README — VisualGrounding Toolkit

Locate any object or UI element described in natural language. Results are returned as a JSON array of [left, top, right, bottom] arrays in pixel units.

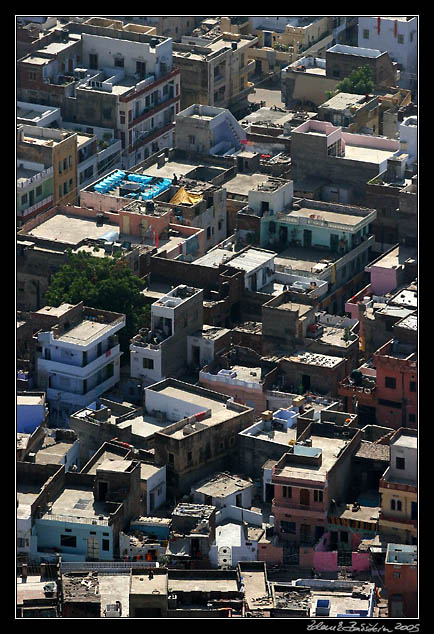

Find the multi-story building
[[373, 332, 417, 430], [384, 543, 418, 617], [317, 92, 380, 135], [290, 119, 400, 205], [17, 160, 54, 225], [175, 103, 246, 156], [130, 285, 204, 385], [325, 43, 401, 90], [33, 302, 125, 423], [147, 378, 254, 498], [74, 23, 180, 168], [281, 44, 400, 109], [172, 31, 257, 116], [17, 124, 79, 209], [379, 428, 417, 545], [271, 423, 362, 546], [358, 17, 418, 92]]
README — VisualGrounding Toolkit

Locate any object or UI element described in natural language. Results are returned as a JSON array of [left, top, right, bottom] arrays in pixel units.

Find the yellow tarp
[[169, 186, 203, 206]]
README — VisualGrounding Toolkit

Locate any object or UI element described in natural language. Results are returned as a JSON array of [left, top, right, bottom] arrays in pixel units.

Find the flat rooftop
[[275, 245, 339, 274], [21, 213, 120, 245], [228, 248, 275, 272], [285, 206, 366, 227], [193, 472, 253, 498], [343, 142, 397, 164], [56, 319, 118, 346], [393, 433, 417, 450], [368, 245, 417, 270], [275, 436, 348, 482], [130, 573, 167, 597], [242, 421, 298, 446], [40, 486, 111, 522], [34, 441, 75, 466], [117, 412, 174, 439], [167, 574, 238, 593], [285, 350, 343, 368]]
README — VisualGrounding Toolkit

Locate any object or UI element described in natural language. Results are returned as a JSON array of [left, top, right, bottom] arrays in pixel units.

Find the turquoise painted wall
[[33, 518, 114, 562]]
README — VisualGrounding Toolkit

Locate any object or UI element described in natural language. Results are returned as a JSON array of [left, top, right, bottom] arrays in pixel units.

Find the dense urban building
[[16, 15, 418, 621]]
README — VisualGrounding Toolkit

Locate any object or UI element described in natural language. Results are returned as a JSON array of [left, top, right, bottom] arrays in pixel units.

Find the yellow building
[[17, 125, 79, 208], [379, 428, 417, 545]]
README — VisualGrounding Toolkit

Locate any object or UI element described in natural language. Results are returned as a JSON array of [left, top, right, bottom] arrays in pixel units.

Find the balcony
[[38, 343, 120, 379], [272, 498, 325, 518], [18, 195, 54, 219], [119, 67, 180, 103]]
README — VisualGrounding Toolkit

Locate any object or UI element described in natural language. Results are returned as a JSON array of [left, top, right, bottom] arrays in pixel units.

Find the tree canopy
[[336, 65, 375, 95], [45, 251, 150, 358], [326, 65, 375, 99]]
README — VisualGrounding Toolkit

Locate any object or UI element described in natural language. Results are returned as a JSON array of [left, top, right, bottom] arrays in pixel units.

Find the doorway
[[303, 229, 312, 248]]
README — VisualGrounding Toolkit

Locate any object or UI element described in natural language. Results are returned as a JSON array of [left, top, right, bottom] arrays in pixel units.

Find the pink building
[[374, 338, 417, 429], [271, 425, 362, 546], [365, 244, 416, 296]]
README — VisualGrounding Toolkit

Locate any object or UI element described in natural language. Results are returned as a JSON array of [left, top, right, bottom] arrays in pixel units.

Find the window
[[36, 185, 42, 197], [207, 227, 211, 240], [398, 34, 404, 44], [385, 376, 396, 389], [282, 486, 292, 498], [391, 499, 396, 510], [63, 182, 68, 195], [363, 29, 369, 39], [21, 193, 27, 205], [188, 135, 195, 145], [396, 500, 402, 512], [69, 155, 72, 167], [168, 453, 174, 465], [136, 61, 147, 78], [63, 158, 67, 171], [89, 53, 98, 68], [28, 71, 37, 80], [187, 451, 192, 463], [409, 381, 416, 392], [408, 413, 416, 424], [103, 108, 112, 120], [120, 111, 126, 125], [280, 521, 296, 534], [393, 572, 401, 578], [59, 160, 62, 174], [143, 358, 154, 370], [114, 56, 124, 68], [396, 456, 405, 470], [60, 534, 77, 548], [102, 539, 110, 551], [314, 490, 323, 503]]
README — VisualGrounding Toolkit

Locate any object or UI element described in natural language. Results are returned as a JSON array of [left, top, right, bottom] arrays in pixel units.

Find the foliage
[[45, 251, 150, 357], [335, 65, 375, 96]]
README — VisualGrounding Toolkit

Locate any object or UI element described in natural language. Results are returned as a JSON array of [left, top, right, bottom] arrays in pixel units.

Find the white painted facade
[[358, 17, 418, 90], [209, 522, 259, 568], [36, 314, 125, 423]]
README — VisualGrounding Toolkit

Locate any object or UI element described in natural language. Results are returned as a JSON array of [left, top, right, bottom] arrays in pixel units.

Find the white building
[[209, 522, 261, 569], [79, 27, 181, 168], [35, 303, 125, 423], [399, 116, 417, 166], [191, 472, 255, 509], [358, 17, 418, 91], [140, 463, 167, 515]]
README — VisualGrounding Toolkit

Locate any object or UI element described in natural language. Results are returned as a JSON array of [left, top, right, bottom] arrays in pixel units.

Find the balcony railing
[[272, 498, 325, 515], [38, 512, 109, 526], [18, 195, 54, 218], [17, 166, 53, 189]]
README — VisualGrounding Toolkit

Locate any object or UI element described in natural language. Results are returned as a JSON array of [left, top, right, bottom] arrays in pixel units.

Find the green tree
[[326, 65, 375, 99], [45, 251, 150, 359]]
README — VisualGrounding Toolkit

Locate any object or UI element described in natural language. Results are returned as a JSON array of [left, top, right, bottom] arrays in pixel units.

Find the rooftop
[[39, 485, 112, 523], [285, 350, 343, 368], [328, 44, 382, 58], [20, 212, 120, 246], [274, 435, 348, 482], [193, 472, 253, 498], [367, 245, 417, 270], [319, 92, 374, 111]]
